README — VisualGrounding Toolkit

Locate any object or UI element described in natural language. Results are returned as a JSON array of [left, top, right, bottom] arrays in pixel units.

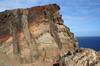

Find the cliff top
[[0, 4, 61, 38], [0, 4, 60, 21]]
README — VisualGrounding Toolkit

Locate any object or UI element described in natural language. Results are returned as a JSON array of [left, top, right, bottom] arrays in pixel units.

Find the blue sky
[[0, 0, 100, 37]]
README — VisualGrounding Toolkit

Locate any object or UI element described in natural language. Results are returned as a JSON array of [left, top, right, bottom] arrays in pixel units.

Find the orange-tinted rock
[[0, 4, 78, 64]]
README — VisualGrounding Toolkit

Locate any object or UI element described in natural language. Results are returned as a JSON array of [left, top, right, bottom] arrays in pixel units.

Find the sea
[[76, 36, 100, 51]]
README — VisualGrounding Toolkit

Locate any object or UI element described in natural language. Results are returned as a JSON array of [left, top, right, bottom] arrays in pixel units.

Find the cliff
[[1, 4, 99, 66], [0, 4, 78, 65]]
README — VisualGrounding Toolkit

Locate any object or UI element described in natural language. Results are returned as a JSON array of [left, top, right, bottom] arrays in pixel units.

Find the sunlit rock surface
[[0, 4, 78, 65], [58, 48, 100, 66]]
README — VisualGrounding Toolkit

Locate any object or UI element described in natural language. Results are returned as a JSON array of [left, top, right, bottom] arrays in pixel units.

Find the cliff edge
[[0, 4, 78, 65]]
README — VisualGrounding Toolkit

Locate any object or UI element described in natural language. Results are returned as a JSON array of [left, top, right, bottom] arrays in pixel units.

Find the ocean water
[[76, 36, 100, 51]]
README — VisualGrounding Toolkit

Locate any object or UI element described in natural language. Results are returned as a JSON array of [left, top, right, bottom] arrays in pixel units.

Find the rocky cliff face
[[0, 4, 78, 64]]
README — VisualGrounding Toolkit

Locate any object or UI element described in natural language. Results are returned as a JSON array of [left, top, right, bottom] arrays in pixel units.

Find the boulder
[[58, 48, 100, 66]]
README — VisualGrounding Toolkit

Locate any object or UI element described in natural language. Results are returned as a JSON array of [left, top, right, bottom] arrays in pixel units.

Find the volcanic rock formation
[[0, 4, 78, 65], [57, 48, 100, 66]]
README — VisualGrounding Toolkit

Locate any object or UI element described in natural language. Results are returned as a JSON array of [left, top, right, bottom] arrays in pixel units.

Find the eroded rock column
[[21, 9, 39, 63], [9, 10, 21, 62], [45, 10, 62, 50]]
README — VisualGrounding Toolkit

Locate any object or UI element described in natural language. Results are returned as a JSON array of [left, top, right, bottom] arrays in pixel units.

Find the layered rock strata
[[0, 4, 78, 64], [58, 48, 100, 66]]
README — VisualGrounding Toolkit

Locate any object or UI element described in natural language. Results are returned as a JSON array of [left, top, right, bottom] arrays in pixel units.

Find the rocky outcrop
[[58, 48, 100, 66], [0, 51, 19, 66], [0, 4, 78, 64]]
